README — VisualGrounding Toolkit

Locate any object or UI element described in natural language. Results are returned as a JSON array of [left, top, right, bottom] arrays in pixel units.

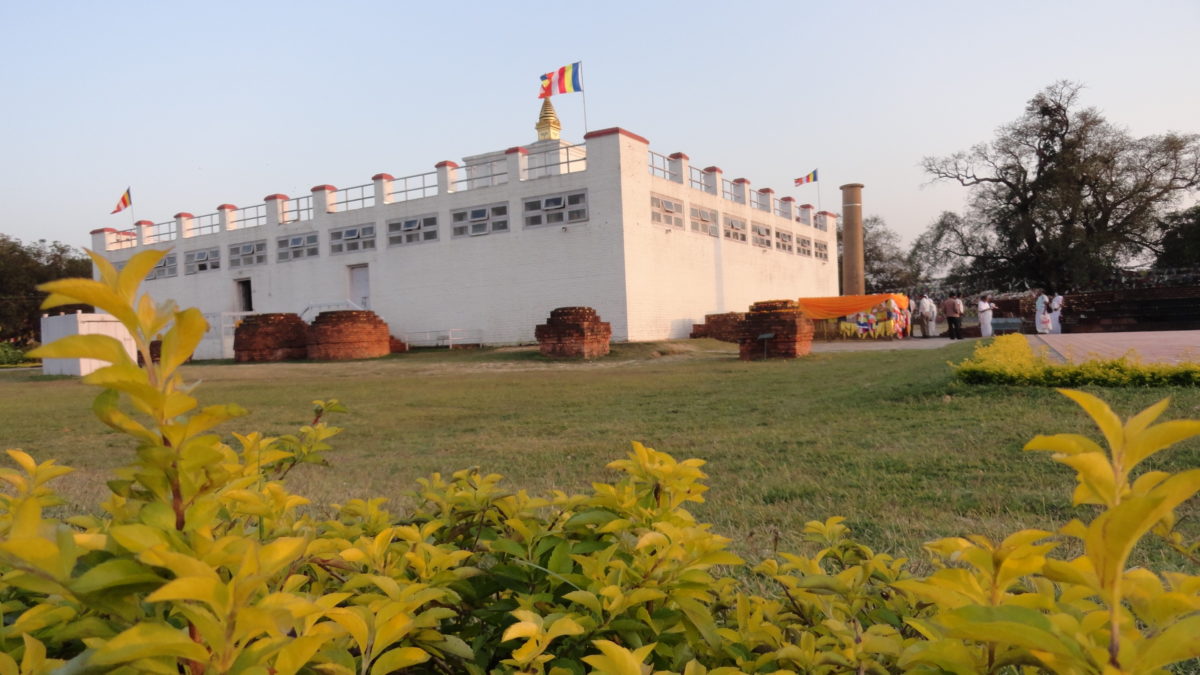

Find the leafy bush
[[954, 333, 1200, 386], [0, 342, 29, 366], [2, 248, 1199, 674]]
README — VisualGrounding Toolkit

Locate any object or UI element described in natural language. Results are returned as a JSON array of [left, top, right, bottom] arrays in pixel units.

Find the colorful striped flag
[[794, 170, 818, 186], [111, 187, 132, 214], [538, 62, 583, 99]]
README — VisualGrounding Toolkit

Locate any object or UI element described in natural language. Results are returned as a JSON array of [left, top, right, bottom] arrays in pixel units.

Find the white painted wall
[[40, 312, 136, 376]]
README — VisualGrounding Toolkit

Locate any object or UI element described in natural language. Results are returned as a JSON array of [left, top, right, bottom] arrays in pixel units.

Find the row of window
[[147, 190, 589, 280], [650, 194, 829, 260]]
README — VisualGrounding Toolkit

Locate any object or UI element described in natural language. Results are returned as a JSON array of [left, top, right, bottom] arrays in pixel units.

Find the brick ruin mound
[[389, 336, 409, 354], [738, 299, 815, 360], [307, 311, 392, 361], [535, 307, 612, 359], [690, 312, 745, 343], [233, 313, 309, 362]]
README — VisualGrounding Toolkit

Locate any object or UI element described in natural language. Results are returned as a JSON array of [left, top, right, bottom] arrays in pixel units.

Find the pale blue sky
[[3, 0, 1197, 250]]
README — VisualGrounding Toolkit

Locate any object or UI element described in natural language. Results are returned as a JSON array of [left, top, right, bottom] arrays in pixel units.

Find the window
[[184, 247, 221, 275], [751, 222, 772, 248], [722, 214, 747, 243], [525, 191, 588, 227], [277, 232, 320, 262], [229, 240, 268, 269], [650, 195, 684, 228], [796, 236, 813, 257], [689, 206, 718, 237], [388, 215, 438, 246], [146, 253, 177, 280], [451, 203, 509, 237], [775, 229, 794, 254], [330, 224, 377, 254], [814, 240, 829, 260]]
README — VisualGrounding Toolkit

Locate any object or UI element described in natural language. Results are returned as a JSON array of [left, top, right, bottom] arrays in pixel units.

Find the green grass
[[1, 338, 1197, 566]]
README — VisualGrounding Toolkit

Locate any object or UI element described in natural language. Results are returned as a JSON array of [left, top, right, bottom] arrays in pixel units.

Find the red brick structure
[[689, 312, 746, 342], [233, 313, 309, 362], [535, 307, 612, 358], [389, 336, 409, 353], [738, 300, 815, 360], [306, 310, 391, 360]]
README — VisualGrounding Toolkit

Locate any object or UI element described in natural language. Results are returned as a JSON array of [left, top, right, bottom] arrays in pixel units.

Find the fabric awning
[[794, 293, 910, 319]]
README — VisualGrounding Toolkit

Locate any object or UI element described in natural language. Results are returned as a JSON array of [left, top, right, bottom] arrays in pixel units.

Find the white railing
[[452, 159, 508, 192], [237, 204, 266, 229], [192, 212, 220, 236], [143, 220, 177, 244], [299, 300, 364, 322], [110, 229, 138, 250], [403, 328, 483, 348], [388, 171, 438, 202], [721, 179, 744, 204], [688, 166, 710, 193], [335, 183, 375, 211], [647, 151, 679, 181], [284, 195, 313, 223], [527, 143, 587, 180]]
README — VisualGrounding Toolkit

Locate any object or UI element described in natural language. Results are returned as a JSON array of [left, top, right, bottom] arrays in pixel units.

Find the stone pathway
[[1029, 331, 1200, 365]]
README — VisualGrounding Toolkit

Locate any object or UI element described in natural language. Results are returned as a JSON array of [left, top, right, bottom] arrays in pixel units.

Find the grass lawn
[[1, 338, 1197, 567]]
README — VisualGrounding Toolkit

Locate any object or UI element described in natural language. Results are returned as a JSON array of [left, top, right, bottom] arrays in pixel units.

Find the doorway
[[236, 279, 253, 312], [349, 265, 370, 309]]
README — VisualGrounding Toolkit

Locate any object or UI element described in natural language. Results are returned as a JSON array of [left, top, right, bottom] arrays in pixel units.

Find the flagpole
[[579, 61, 589, 134]]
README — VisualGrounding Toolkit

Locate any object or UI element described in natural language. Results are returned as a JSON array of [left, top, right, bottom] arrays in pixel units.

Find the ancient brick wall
[[233, 313, 309, 362], [535, 307, 612, 359], [306, 311, 391, 360], [738, 300, 815, 360], [690, 312, 745, 342]]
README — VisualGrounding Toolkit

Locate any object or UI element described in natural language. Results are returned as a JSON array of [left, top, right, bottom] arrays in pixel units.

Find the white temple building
[[91, 102, 838, 358]]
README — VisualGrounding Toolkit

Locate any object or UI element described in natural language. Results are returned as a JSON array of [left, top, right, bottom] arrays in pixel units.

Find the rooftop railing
[[648, 150, 678, 181], [452, 159, 508, 192], [388, 170, 438, 203], [143, 220, 177, 244], [284, 195, 313, 223], [334, 183, 375, 211], [237, 204, 267, 229], [750, 191, 771, 212], [192, 212, 220, 236], [526, 143, 586, 180]]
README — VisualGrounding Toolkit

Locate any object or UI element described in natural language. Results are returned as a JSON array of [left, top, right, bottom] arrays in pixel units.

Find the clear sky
[[2, 0, 1197, 251]]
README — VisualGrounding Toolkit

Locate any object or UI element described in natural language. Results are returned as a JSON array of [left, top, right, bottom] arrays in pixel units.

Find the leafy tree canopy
[[919, 81, 1200, 290], [1155, 204, 1200, 269], [0, 235, 91, 345]]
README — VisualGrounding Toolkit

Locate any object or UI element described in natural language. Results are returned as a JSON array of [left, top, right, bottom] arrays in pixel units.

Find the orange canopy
[[795, 293, 909, 319]]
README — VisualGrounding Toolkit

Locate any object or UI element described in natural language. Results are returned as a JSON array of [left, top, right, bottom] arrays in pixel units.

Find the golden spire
[[536, 97, 561, 141]]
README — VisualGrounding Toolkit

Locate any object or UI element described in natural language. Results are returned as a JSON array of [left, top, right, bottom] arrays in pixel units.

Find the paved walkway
[[1029, 331, 1200, 364]]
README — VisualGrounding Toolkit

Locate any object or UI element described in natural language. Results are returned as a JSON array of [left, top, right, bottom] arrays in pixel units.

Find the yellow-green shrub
[[954, 333, 1200, 386], [1, 249, 1198, 674]]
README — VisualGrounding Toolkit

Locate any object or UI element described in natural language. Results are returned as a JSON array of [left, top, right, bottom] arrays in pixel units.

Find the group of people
[[907, 289, 1064, 339]]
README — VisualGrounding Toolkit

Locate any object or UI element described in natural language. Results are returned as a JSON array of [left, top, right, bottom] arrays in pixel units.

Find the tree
[[0, 235, 91, 345], [920, 81, 1200, 290], [1155, 205, 1200, 269]]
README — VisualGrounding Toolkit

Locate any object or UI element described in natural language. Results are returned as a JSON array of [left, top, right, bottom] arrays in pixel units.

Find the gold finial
[[536, 97, 561, 141]]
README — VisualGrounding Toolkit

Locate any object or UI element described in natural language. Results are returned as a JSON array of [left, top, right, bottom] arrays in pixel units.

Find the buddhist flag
[[111, 187, 132, 214], [538, 62, 583, 99], [794, 170, 818, 186]]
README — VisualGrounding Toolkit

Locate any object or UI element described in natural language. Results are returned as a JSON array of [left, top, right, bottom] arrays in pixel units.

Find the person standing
[[941, 292, 964, 339], [1034, 289, 1050, 334], [978, 294, 998, 338], [916, 293, 937, 338], [1049, 291, 1064, 334]]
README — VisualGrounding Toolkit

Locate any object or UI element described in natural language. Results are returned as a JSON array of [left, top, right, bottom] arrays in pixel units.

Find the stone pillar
[[798, 203, 815, 227], [668, 152, 689, 184], [218, 204, 239, 231], [839, 183, 865, 295], [372, 174, 393, 206], [505, 146, 528, 182], [779, 196, 795, 220], [758, 188, 775, 213], [264, 194, 288, 227], [436, 161, 459, 194], [311, 184, 337, 214], [702, 166, 722, 195], [176, 212, 195, 238], [90, 228, 117, 252], [135, 220, 153, 246], [732, 178, 750, 204]]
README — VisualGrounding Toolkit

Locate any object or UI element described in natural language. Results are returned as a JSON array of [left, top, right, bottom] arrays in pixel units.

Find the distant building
[[92, 102, 838, 357]]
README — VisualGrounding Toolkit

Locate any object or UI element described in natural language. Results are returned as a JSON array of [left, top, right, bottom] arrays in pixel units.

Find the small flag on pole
[[111, 188, 132, 214], [794, 170, 818, 186], [538, 62, 583, 99]]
